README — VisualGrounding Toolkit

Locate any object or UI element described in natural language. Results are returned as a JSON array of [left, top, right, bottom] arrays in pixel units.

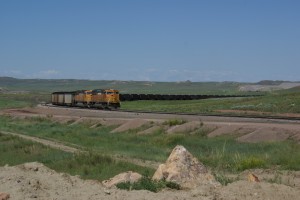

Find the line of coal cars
[[52, 89, 252, 109], [119, 93, 247, 101]]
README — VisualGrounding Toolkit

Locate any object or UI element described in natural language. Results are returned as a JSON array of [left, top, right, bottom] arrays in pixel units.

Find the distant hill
[[256, 80, 287, 85], [0, 77, 245, 94], [1, 77, 298, 94], [239, 81, 300, 92]]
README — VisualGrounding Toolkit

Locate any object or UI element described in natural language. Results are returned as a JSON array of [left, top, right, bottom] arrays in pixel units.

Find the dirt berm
[[0, 162, 299, 199]]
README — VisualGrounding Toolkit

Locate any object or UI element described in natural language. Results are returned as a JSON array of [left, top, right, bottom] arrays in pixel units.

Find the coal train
[[52, 89, 120, 109], [52, 88, 252, 109], [118, 93, 246, 101]]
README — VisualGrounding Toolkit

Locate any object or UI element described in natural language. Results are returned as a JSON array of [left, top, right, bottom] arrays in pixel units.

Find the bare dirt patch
[[111, 119, 150, 133], [237, 127, 291, 143], [204, 121, 300, 143], [137, 125, 162, 135], [166, 121, 202, 134], [208, 124, 255, 138]]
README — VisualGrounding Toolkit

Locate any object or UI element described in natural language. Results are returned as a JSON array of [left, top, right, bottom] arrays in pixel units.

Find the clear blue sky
[[0, 0, 299, 82]]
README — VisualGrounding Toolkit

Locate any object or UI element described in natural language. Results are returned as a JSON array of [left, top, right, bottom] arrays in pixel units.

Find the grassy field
[[0, 132, 153, 181], [1, 116, 300, 174], [0, 93, 50, 109]]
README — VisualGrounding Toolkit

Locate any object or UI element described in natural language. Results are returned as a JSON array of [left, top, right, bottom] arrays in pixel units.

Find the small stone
[[102, 171, 142, 188], [0, 193, 10, 200], [104, 189, 111, 195], [248, 173, 260, 182]]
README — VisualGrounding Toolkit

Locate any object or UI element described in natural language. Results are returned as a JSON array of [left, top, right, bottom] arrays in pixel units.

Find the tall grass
[[1, 115, 300, 173], [0, 93, 50, 109], [0, 132, 154, 181], [0, 133, 72, 166]]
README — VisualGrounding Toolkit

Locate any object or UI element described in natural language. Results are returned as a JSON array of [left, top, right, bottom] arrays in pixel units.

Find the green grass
[[162, 119, 187, 126], [48, 151, 154, 181], [0, 93, 50, 109], [116, 176, 180, 192], [0, 132, 154, 181], [0, 133, 72, 166], [1, 115, 300, 173]]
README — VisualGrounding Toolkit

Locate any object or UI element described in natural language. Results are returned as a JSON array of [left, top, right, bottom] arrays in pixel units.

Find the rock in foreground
[[152, 145, 220, 189]]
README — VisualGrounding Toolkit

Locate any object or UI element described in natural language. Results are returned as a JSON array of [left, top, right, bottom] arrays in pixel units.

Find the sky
[[0, 0, 299, 82]]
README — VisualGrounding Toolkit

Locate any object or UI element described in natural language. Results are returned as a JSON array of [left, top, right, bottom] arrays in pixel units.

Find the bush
[[235, 156, 266, 171], [163, 119, 186, 126], [213, 172, 234, 186], [116, 176, 180, 192]]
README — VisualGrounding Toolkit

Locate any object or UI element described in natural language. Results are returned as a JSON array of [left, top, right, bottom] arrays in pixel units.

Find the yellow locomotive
[[52, 89, 120, 109], [74, 90, 93, 105], [90, 89, 120, 108]]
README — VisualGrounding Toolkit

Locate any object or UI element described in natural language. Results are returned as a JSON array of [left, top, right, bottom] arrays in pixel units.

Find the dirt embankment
[[1, 106, 300, 144], [1, 162, 300, 200]]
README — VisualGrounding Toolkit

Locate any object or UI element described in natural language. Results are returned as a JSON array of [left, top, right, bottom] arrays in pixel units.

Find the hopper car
[[52, 89, 120, 109], [118, 94, 243, 101]]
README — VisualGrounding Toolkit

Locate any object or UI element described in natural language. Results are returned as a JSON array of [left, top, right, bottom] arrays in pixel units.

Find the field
[[0, 78, 300, 199]]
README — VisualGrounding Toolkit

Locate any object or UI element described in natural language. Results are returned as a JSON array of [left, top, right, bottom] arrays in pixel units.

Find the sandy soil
[[0, 162, 299, 200]]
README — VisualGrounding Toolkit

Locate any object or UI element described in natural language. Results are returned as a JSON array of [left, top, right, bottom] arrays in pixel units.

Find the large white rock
[[152, 145, 220, 189]]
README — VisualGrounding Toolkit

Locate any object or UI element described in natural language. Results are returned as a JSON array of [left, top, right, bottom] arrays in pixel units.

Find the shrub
[[116, 176, 180, 192], [235, 156, 266, 171], [213, 172, 234, 186], [163, 119, 186, 126]]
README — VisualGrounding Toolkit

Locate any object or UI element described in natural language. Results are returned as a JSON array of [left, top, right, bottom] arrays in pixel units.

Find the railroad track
[[43, 103, 300, 122]]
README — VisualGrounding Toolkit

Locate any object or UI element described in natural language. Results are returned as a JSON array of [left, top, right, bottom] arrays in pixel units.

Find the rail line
[[43, 103, 300, 122], [117, 109, 300, 121]]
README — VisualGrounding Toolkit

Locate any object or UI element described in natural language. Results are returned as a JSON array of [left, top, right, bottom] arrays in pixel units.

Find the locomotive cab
[[104, 89, 120, 108]]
